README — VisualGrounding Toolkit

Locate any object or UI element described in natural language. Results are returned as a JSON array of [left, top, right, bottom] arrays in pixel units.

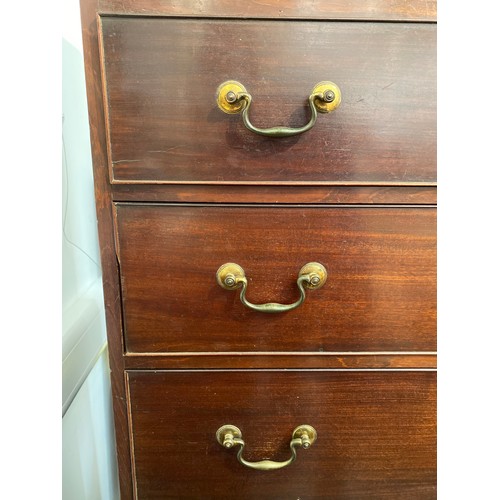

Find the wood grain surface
[[111, 183, 437, 205], [81, 1, 437, 497], [98, 0, 437, 22], [123, 352, 437, 370], [115, 204, 436, 353], [100, 18, 436, 184], [127, 370, 437, 499], [79, 0, 133, 496]]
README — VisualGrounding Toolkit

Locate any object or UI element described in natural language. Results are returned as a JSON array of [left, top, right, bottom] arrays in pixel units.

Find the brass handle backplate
[[216, 262, 327, 313], [216, 424, 317, 471], [216, 80, 341, 137]]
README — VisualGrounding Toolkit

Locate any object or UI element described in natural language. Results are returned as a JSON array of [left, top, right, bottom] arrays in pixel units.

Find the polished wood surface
[[116, 204, 436, 353], [79, 0, 133, 494], [127, 370, 437, 499], [124, 353, 437, 370], [112, 184, 437, 205], [100, 18, 436, 184], [98, 0, 436, 22], [81, 0, 437, 496]]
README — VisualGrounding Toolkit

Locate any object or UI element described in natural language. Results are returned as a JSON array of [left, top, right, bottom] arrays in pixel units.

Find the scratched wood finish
[[100, 18, 436, 184], [124, 353, 437, 370], [115, 205, 436, 353], [79, 0, 133, 496], [98, 0, 437, 21], [112, 184, 437, 205], [81, 0, 437, 496], [127, 370, 437, 499]]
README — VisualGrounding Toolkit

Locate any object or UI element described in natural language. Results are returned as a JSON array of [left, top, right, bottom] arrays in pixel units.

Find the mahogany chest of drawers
[[80, 1, 436, 498]]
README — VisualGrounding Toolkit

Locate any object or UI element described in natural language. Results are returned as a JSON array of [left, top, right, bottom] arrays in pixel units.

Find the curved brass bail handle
[[216, 80, 341, 138], [241, 92, 319, 138], [216, 425, 317, 471], [216, 262, 327, 314]]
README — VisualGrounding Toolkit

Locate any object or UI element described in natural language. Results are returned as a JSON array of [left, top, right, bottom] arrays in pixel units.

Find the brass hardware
[[216, 262, 327, 313], [216, 424, 317, 471], [216, 80, 248, 114], [216, 80, 341, 137]]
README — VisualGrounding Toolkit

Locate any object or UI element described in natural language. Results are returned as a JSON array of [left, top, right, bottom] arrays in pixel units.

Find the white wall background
[[62, 0, 120, 498]]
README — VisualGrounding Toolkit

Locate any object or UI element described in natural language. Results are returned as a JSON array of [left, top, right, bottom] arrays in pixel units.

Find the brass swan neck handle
[[216, 262, 327, 313], [216, 80, 341, 137], [216, 424, 317, 471]]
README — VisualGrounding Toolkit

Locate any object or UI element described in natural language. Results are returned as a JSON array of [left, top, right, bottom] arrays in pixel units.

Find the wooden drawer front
[[100, 18, 436, 184], [99, 0, 437, 22], [127, 370, 436, 499], [116, 204, 436, 353]]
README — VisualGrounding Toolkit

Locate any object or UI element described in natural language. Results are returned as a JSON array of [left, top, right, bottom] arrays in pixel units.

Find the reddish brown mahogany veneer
[[100, 17, 436, 184], [115, 204, 436, 354], [80, 0, 436, 497], [128, 370, 437, 499]]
